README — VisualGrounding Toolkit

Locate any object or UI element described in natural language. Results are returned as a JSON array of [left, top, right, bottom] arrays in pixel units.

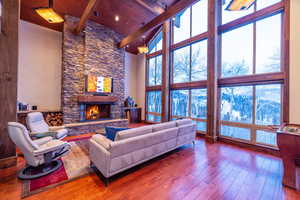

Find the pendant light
[[35, 0, 64, 23]]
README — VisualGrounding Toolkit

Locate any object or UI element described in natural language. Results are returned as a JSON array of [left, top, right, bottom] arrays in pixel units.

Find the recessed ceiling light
[[115, 15, 119, 22]]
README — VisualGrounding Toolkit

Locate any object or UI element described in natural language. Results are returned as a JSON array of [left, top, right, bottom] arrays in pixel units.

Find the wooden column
[[161, 21, 170, 122], [282, 0, 290, 124], [0, 0, 19, 168], [206, 0, 219, 143]]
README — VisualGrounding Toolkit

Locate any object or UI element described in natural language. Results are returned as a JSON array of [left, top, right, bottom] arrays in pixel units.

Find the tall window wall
[[146, 31, 163, 123], [219, 0, 284, 147], [170, 0, 208, 134], [145, 0, 288, 148]]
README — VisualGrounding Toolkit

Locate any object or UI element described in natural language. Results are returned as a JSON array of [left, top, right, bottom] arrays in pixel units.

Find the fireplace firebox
[[78, 95, 118, 122], [80, 104, 111, 121]]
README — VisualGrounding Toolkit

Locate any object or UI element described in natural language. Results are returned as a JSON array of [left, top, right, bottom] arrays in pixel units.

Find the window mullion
[[188, 89, 192, 118], [190, 7, 192, 39], [253, 21, 256, 74], [252, 85, 256, 144]]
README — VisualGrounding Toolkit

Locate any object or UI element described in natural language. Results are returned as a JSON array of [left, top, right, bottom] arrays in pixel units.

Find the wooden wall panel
[[206, 0, 219, 143], [161, 21, 170, 122], [282, 0, 290, 123], [0, 0, 19, 168]]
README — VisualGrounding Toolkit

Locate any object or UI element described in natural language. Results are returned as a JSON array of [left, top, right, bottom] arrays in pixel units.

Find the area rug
[[21, 138, 92, 198]]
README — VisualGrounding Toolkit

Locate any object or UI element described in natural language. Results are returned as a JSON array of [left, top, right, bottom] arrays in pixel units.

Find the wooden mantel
[[78, 95, 118, 103]]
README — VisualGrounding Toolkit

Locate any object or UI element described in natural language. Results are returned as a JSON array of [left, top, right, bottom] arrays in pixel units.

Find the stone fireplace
[[62, 15, 125, 123]]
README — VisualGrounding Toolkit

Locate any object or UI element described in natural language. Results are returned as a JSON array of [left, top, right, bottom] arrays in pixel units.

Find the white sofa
[[89, 119, 196, 184]]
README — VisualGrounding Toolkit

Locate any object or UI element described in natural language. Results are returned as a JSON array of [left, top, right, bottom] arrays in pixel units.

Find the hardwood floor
[[1, 137, 300, 200]]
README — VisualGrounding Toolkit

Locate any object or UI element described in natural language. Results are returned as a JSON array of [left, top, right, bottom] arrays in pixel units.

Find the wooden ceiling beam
[[118, 0, 198, 48], [134, 0, 164, 15], [74, 0, 100, 34]]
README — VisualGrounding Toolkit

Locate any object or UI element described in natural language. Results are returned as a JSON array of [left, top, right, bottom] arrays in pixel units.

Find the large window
[[173, 0, 208, 44], [219, 0, 284, 147], [146, 91, 162, 122], [221, 0, 282, 24], [147, 55, 162, 86], [173, 39, 207, 83], [146, 31, 163, 123], [221, 14, 282, 77], [220, 84, 282, 146], [170, 0, 208, 134], [171, 89, 207, 133], [148, 31, 162, 54], [144, 0, 287, 149]]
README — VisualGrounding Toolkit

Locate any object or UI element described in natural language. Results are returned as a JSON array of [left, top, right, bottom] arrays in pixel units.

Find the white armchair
[[26, 112, 68, 139], [7, 122, 71, 180]]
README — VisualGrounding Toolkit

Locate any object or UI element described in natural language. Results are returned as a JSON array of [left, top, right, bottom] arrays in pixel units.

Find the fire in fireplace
[[86, 105, 100, 120], [80, 104, 111, 121]]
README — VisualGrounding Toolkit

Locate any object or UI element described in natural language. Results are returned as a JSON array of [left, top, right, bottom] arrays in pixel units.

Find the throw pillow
[[105, 126, 130, 141]]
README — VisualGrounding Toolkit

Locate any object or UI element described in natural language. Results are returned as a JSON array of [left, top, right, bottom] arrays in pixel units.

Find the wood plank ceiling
[[20, 0, 177, 54]]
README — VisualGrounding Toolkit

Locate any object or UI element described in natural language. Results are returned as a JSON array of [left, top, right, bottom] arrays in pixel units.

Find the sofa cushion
[[105, 126, 130, 141], [178, 124, 196, 136], [92, 134, 113, 150], [115, 125, 152, 141], [176, 119, 193, 126], [110, 135, 147, 158], [145, 127, 179, 147], [152, 121, 176, 132]]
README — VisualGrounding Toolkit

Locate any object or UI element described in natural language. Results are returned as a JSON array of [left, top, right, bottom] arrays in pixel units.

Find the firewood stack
[[44, 112, 64, 126]]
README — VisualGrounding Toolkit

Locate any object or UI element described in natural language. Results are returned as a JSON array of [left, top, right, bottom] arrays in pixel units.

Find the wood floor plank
[[1, 137, 300, 200]]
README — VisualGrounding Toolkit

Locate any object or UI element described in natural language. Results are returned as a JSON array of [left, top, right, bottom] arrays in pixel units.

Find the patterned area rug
[[22, 138, 92, 198]]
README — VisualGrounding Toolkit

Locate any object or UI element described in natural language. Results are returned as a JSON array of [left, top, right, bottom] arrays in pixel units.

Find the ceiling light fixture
[[115, 15, 119, 22], [138, 45, 149, 54], [138, 37, 149, 54], [226, 0, 256, 11], [34, 0, 64, 23]]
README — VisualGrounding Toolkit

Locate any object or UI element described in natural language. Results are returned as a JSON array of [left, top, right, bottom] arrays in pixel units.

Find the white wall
[[18, 20, 62, 110], [136, 54, 146, 120], [124, 52, 138, 101], [124, 52, 146, 120], [289, 0, 300, 124]]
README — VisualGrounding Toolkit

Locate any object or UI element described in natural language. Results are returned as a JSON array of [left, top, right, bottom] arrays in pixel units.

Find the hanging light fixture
[[34, 0, 64, 23], [138, 45, 149, 54], [138, 37, 149, 54], [226, 0, 256, 11]]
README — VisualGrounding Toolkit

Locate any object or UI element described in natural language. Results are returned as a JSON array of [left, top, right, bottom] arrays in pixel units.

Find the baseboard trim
[[205, 135, 218, 143], [218, 137, 280, 157], [0, 156, 17, 169]]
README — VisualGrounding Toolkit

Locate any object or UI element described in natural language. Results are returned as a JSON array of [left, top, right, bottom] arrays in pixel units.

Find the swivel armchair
[[7, 122, 71, 180], [26, 112, 68, 139]]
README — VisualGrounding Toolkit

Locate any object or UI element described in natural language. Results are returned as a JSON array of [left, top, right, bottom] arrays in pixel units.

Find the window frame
[[144, 0, 289, 149], [170, 88, 208, 134], [217, 0, 286, 148], [145, 90, 162, 123], [219, 83, 283, 147]]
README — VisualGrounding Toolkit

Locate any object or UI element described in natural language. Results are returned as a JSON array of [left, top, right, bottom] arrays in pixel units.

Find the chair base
[[18, 160, 62, 180]]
